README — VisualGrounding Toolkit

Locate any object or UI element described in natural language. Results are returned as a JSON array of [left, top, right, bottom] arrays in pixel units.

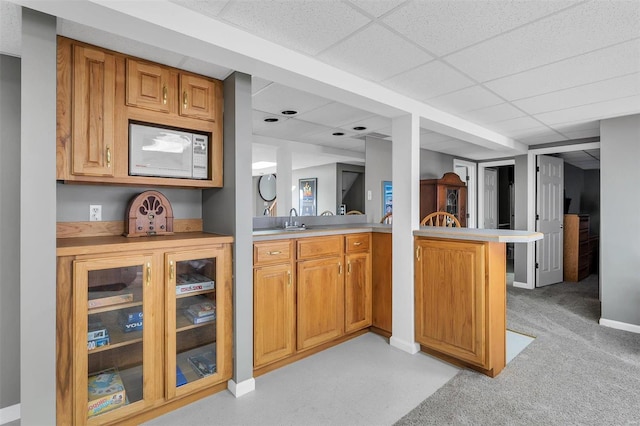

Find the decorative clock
[[124, 190, 174, 237]]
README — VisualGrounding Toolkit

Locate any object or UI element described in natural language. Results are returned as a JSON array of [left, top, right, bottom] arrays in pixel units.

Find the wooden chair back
[[346, 210, 364, 215], [380, 212, 392, 224], [420, 211, 461, 227]]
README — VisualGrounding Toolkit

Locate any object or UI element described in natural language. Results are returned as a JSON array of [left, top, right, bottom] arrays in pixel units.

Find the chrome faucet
[[285, 208, 298, 228]]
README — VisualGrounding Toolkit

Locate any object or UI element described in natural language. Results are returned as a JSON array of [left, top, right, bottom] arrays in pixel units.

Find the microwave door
[[130, 125, 193, 178]]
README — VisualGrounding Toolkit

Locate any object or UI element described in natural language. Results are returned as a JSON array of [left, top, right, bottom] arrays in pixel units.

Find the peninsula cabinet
[[371, 232, 392, 336], [414, 237, 506, 377], [56, 233, 233, 425], [252, 233, 372, 373], [57, 36, 224, 189], [563, 214, 591, 282]]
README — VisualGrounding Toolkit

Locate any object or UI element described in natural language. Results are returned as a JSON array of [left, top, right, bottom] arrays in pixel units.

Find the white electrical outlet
[[89, 205, 102, 222], [367, 190, 372, 201]]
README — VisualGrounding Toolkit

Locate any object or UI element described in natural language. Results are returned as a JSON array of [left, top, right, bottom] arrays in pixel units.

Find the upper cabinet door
[[126, 58, 171, 113], [179, 73, 216, 121], [72, 45, 116, 177]]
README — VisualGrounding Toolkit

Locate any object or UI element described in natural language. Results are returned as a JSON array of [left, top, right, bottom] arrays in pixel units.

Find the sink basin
[[283, 225, 309, 231]]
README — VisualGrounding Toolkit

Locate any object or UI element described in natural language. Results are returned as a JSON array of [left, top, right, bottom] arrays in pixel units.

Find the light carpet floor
[[396, 275, 640, 425]]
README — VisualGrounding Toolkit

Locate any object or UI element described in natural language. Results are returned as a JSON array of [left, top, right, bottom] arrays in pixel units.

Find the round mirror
[[258, 174, 277, 202]]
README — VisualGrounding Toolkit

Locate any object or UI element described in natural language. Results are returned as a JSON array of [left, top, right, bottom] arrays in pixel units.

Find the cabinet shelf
[[176, 315, 216, 333], [176, 289, 215, 299], [88, 301, 142, 315]]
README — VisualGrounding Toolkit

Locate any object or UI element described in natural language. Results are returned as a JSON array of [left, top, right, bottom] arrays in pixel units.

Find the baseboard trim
[[0, 404, 20, 425], [599, 318, 640, 334], [389, 336, 420, 354], [513, 281, 533, 289], [227, 377, 255, 398]]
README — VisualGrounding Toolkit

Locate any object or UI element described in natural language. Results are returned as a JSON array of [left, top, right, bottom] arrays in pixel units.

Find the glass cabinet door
[[166, 246, 229, 398], [73, 255, 153, 424]]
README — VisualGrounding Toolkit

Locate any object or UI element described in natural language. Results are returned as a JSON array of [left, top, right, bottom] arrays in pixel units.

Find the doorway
[[336, 163, 365, 214]]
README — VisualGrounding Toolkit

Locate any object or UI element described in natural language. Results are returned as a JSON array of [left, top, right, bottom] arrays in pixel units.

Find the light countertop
[[413, 227, 543, 243]]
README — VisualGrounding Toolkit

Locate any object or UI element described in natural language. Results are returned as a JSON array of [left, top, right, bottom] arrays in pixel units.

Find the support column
[[21, 8, 57, 423], [276, 148, 293, 216], [390, 114, 421, 354], [203, 72, 255, 396]]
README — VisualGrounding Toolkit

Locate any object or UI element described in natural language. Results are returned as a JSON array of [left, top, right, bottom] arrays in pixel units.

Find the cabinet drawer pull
[[162, 84, 167, 105], [338, 262, 342, 275], [353, 242, 362, 246], [348, 262, 352, 274], [416, 246, 421, 260], [267, 251, 282, 255], [106, 146, 111, 167], [183, 91, 188, 109], [169, 261, 174, 280], [146, 263, 151, 287], [287, 271, 291, 287]]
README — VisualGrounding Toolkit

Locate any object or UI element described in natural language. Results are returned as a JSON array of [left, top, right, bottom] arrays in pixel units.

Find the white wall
[[292, 163, 337, 215], [365, 137, 392, 223], [600, 114, 640, 327]]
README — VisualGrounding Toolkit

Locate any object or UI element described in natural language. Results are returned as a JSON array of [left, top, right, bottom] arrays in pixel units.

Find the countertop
[[413, 227, 543, 243], [253, 224, 541, 243]]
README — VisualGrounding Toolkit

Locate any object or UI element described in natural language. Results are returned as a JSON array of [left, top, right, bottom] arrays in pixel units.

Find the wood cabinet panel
[[415, 239, 486, 367], [371, 233, 392, 335], [297, 235, 343, 260], [345, 233, 370, 253], [297, 257, 344, 351], [253, 240, 293, 266], [126, 58, 171, 113], [179, 73, 217, 121], [564, 214, 591, 282], [72, 44, 116, 177], [345, 252, 372, 333], [254, 263, 295, 367]]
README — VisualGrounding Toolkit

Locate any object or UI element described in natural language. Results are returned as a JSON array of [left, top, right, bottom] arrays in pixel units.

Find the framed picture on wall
[[382, 181, 392, 216], [299, 178, 317, 216]]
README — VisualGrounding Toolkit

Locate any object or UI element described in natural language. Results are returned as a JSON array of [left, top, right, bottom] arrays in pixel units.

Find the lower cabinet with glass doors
[[56, 233, 233, 425]]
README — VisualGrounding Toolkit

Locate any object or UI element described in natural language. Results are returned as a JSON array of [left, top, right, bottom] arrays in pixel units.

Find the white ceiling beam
[[13, 0, 525, 153]]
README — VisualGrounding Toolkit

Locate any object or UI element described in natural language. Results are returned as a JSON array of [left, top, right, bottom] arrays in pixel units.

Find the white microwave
[[129, 123, 209, 180]]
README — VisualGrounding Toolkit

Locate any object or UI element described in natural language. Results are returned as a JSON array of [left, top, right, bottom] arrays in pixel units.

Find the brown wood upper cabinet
[[57, 36, 223, 188], [126, 59, 217, 122]]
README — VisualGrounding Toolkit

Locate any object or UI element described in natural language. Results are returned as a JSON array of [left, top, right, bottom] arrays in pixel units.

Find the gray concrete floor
[[145, 333, 460, 426]]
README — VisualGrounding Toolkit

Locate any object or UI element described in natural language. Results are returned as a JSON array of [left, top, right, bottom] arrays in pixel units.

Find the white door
[[536, 155, 564, 287], [483, 168, 498, 229]]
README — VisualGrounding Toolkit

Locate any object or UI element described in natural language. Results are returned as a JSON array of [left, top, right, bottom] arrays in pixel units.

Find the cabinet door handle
[[353, 242, 362, 246], [267, 251, 281, 255], [162, 84, 167, 105], [415, 246, 421, 260], [287, 271, 291, 287], [169, 261, 174, 280], [106, 146, 111, 167], [183, 91, 188, 109], [347, 262, 352, 274], [338, 262, 342, 275], [146, 263, 151, 287]]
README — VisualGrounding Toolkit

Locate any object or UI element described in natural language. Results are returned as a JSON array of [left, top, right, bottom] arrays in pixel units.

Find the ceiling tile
[[427, 86, 504, 113], [337, 115, 392, 134], [535, 95, 640, 125], [446, 1, 640, 82], [0, 0, 20, 57], [254, 115, 333, 141], [382, 60, 475, 101], [347, 0, 407, 18], [253, 110, 292, 135], [251, 77, 272, 94], [169, 0, 231, 17], [318, 23, 433, 82], [487, 117, 546, 135], [458, 102, 526, 125], [295, 102, 375, 128], [218, 0, 371, 56], [513, 73, 640, 115], [485, 39, 640, 101], [253, 83, 333, 116], [383, 0, 574, 56]]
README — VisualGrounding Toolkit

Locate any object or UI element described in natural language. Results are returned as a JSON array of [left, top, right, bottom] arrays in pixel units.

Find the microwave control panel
[[192, 135, 209, 179]]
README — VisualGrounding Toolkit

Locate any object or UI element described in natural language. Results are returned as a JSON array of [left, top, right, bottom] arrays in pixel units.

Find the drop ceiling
[[2, 0, 638, 174]]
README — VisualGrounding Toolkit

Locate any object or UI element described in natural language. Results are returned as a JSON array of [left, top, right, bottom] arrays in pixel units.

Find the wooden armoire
[[420, 172, 467, 227]]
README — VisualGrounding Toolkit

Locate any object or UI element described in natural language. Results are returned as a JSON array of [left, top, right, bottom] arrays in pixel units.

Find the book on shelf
[[184, 310, 215, 325], [119, 307, 143, 323], [87, 336, 110, 351], [187, 350, 216, 377], [186, 301, 216, 318], [87, 368, 126, 418], [88, 321, 108, 341], [176, 366, 187, 387], [88, 292, 133, 309], [175, 273, 215, 295]]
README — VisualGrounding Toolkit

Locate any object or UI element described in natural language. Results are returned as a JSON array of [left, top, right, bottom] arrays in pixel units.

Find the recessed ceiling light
[[281, 110, 297, 115], [264, 118, 279, 123], [353, 126, 367, 131], [332, 132, 345, 136]]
